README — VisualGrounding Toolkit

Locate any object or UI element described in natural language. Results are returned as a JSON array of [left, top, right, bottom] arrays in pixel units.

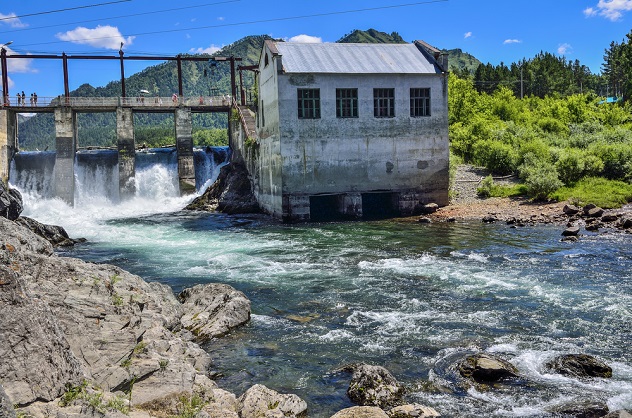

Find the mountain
[[337, 29, 406, 44], [445, 48, 481, 73]]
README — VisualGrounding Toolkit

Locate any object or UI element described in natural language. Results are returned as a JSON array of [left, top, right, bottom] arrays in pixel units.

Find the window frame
[[297, 88, 321, 119], [373, 88, 395, 118], [410, 87, 431, 117], [336, 88, 359, 118]]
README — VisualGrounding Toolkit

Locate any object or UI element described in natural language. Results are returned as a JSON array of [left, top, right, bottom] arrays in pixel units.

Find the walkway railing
[[3, 95, 233, 108], [232, 96, 257, 140]]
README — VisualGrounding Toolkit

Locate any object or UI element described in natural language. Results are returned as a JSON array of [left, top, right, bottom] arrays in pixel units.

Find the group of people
[[15, 91, 37, 106]]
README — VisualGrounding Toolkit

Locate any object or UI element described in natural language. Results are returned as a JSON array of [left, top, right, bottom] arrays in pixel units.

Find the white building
[[237, 39, 450, 222]]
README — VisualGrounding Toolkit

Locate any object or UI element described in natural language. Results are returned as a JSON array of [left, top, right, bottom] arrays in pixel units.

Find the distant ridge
[[337, 29, 407, 44]]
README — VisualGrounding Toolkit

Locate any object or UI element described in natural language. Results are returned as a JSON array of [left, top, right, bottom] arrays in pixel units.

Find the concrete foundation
[[0, 109, 17, 184], [116, 107, 136, 199], [53, 108, 76, 205], [175, 107, 195, 195]]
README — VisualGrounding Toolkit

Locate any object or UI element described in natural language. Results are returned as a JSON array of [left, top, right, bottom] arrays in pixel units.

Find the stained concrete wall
[[175, 107, 195, 195], [0, 110, 17, 184], [53, 108, 76, 205], [116, 107, 136, 199], [249, 44, 450, 222]]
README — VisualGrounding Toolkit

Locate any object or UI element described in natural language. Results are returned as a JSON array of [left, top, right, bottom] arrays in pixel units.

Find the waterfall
[[9, 146, 230, 221]]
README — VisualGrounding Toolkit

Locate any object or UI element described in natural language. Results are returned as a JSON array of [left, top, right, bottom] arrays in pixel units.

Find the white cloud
[[0, 13, 28, 28], [558, 43, 572, 55], [586, 0, 632, 21], [503, 39, 522, 45], [287, 34, 322, 43], [217, 17, 225, 21], [189, 45, 222, 54], [1, 46, 34, 73], [464, 32, 472, 39], [56, 25, 134, 50]]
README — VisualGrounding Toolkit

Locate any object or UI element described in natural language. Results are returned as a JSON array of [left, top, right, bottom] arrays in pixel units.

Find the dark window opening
[[264, 53, 269, 67], [373, 88, 395, 118], [298, 89, 320, 119], [410, 88, 431, 117], [336, 88, 358, 118], [309, 194, 344, 222], [361, 192, 400, 220]]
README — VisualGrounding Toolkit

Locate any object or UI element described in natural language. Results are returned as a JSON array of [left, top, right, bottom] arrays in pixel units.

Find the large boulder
[[344, 363, 404, 409], [178, 283, 251, 341], [239, 384, 307, 418], [331, 406, 389, 418], [16, 216, 79, 247], [0, 263, 83, 406], [548, 400, 609, 417], [546, 354, 612, 379], [185, 160, 259, 214], [0, 217, 53, 255], [458, 353, 519, 384], [388, 404, 441, 417], [0, 183, 22, 221]]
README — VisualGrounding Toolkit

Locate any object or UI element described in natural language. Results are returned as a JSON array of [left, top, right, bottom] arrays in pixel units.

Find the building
[[235, 39, 450, 222]]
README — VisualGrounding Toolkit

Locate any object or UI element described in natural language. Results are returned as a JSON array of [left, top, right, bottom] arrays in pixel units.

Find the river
[[12, 151, 632, 417]]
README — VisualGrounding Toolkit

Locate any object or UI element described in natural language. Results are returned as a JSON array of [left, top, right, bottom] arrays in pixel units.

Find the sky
[[1, 0, 631, 100]]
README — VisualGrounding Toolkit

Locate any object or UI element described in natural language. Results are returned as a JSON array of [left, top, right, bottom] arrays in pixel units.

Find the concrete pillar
[[282, 194, 310, 223], [116, 107, 136, 200], [53, 107, 76, 205], [175, 107, 195, 195], [0, 109, 17, 184]]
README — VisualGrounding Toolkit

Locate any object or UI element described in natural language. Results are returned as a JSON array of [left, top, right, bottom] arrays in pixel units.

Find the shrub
[[555, 149, 585, 185], [472, 140, 518, 175], [588, 142, 632, 180], [477, 175, 494, 198], [519, 156, 562, 200], [537, 117, 569, 136]]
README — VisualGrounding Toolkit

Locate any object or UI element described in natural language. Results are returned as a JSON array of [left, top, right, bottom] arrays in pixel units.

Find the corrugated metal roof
[[273, 42, 439, 74]]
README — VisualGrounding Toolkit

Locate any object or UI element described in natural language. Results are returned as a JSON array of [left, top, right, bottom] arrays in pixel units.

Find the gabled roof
[[268, 41, 441, 74]]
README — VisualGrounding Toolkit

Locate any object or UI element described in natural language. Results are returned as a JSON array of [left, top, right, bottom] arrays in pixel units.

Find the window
[[373, 88, 395, 118], [264, 53, 269, 67], [410, 88, 431, 117], [336, 88, 358, 118], [260, 100, 265, 127], [297, 89, 320, 119]]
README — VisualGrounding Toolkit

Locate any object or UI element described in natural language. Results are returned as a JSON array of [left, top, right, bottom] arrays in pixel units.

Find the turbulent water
[[10, 151, 632, 417]]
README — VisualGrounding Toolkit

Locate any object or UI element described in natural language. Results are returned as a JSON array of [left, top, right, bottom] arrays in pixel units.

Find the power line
[[2, 0, 240, 34], [0, 1, 132, 21], [17, 0, 449, 49]]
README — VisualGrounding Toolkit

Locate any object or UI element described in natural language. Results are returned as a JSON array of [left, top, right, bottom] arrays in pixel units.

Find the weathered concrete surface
[[175, 107, 196, 195], [116, 107, 136, 199], [53, 107, 76, 205], [0, 109, 17, 184]]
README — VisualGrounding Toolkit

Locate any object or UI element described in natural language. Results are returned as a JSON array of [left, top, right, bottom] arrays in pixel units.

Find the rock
[[585, 223, 600, 232], [239, 384, 307, 418], [0, 183, 23, 221], [583, 203, 597, 214], [482, 215, 497, 223], [178, 283, 251, 341], [0, 385, 16, 418], [586, 206, 604, 218], [331, 406, 389, 418], [421, 203, 439, 214], [344, 363, 404, 409], [622, 218, 632, 229], [0, 217, 53, 255], [185, 160, 259, 214], [458, 353, 519, 383], [563, 204, 580, 215], [602, 214, 619, 223], [561, 236, 579, 242], [446, 217, 456, 223], [388, 403, 441, 417], [562, 226, 580, 236], [16, 216, 80, 247], [417, 217, 431, 223], [548, 400, 609, 417], [603, 411, 632, 418], [546, 354, 612, 378], [0, 263, 84, 406]]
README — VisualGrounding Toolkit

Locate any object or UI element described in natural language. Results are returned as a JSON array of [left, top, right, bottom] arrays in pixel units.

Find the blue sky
[[1, 0, 631, 100]]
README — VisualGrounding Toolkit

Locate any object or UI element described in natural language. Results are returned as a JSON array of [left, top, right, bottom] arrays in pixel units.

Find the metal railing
[[232, 96, 257, 140], [2, 95, 233, 108]]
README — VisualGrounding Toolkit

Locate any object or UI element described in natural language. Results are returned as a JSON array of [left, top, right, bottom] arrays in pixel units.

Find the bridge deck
[[3, 95, 232, 113]]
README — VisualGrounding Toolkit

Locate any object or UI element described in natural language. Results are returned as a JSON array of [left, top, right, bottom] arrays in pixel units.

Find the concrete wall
[[0, 110, 17, 184], [116, 107, 136, 199], [175, 107, 195, 195]]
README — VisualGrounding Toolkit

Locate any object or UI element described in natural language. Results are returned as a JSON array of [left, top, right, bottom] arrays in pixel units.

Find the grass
[[552, 177, 632, 208], [476, 175, 527, 198]]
